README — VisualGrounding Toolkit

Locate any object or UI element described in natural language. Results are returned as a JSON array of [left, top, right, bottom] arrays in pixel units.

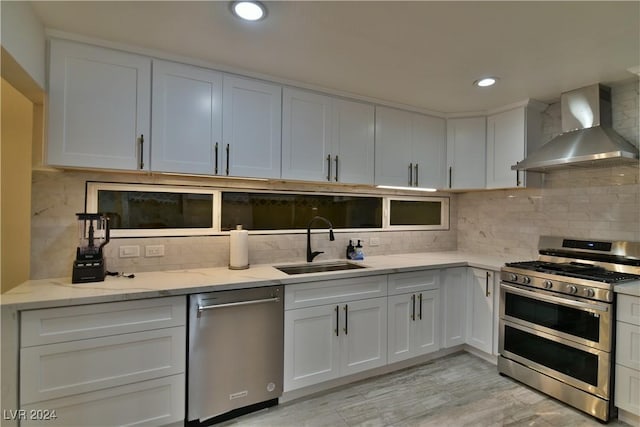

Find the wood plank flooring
[[218, 352, 630, 427]]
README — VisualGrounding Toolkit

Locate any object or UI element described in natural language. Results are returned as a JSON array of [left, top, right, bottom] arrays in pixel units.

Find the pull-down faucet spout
[[306, 216, 335, 262]]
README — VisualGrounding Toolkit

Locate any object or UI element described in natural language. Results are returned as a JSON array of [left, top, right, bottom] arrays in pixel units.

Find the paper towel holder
[[229, 224, 250, 270]]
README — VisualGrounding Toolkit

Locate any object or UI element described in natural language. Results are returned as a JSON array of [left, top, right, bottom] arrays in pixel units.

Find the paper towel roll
[[229, 225, 249, 270]]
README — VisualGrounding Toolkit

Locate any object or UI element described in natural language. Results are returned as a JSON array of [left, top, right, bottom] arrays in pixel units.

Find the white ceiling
[[30, 1, 640, 113]]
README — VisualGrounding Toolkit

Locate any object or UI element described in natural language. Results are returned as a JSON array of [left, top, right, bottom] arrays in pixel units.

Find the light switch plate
[[370, 237, 380, 247], [119, 245, 140, 258], [145, 245, 165, 257]]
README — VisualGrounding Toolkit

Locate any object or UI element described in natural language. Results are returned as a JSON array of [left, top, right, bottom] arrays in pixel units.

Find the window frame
[[384, 196, 450, 231]]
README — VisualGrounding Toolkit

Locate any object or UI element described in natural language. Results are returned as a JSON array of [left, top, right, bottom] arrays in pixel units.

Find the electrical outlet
[[145, 245, 165, 257], [119, 245, 140, 258], [370, 237, 380, 247]]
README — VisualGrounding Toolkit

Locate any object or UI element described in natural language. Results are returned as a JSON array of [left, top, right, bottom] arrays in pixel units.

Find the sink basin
[[275, 261, 368, 275]]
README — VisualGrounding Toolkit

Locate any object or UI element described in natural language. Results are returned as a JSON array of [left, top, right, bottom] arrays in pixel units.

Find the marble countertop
[[4, 250, 637, 310], [1, 251, 512, 310]]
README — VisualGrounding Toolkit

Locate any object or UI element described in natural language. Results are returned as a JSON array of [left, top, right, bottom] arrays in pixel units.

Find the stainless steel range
[[498, 236, 640, 422]]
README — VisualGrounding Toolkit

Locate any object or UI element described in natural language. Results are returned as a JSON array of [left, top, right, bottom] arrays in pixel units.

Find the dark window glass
[[504, 293, 600, 342], [504, 325, 598, 386], [389, 200, 442, 226], [221, 193, 382, 231], [97, 190, 213, 229]]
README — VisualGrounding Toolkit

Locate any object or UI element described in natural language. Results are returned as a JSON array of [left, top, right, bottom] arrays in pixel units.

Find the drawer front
[[617, 294, 640, 326], [20, 327, 185, 404], [617, 321, 640, 371], [615, 364, 640, 416], [21, 296, 186, 347], [285, 275, 387, 310], [388, 270, 439, 296], [20, 374, 185, 427]]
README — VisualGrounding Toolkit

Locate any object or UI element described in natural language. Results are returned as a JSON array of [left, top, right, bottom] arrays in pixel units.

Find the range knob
[[568, 285, 578, 294], [585, 288, 595, 298], [543, 280, 553, 289], [522, 276, 531, 284], [510, 273, 518, 281]]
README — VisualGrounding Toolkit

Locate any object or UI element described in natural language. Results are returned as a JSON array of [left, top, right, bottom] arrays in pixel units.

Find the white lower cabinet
[[388, 290, 440, 363], [466, 268, 496, 354], [441, 267, 467, 348], [615, 294, 640, 418], [284, 276, 388, 391], [19, 297, 186, 426]]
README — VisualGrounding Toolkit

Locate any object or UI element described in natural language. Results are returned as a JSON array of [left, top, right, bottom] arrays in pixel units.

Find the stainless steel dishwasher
[[187, 286, 283, 425]]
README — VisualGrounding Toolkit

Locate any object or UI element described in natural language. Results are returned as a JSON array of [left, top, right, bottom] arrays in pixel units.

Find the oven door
[[499, 282, 612, 351], [499, 320, 611, 399]]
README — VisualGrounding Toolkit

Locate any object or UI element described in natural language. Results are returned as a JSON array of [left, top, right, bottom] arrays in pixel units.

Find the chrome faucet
[[306, 216, 335, 262]]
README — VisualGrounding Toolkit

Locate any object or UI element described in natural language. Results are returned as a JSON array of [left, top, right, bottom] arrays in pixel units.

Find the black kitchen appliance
[[72, 213, 110, 283]]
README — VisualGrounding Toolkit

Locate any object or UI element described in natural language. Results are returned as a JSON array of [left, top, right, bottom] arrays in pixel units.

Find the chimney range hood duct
[[512, 84, 639, 172]]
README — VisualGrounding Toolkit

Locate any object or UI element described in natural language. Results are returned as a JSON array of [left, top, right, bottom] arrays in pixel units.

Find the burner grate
[[505, 260, 640, 284]]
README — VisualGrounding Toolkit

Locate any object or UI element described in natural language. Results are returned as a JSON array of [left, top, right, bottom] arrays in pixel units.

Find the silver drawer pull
[[197, 297, 280, 316]]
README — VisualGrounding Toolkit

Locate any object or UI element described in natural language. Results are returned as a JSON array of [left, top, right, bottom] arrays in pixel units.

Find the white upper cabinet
[[486, 102, 545, 189], [375, 106, 446, 189], [223, 75, 282, 179], [331, 98, 375, 185], [282, 88, 374, 184], [151, 60, 222, 175], [446, 117, 486, 190], [48, 39, 151, 171]]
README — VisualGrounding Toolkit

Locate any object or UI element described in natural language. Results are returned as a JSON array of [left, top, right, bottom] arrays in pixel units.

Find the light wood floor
[[218, 352, 630, 427]]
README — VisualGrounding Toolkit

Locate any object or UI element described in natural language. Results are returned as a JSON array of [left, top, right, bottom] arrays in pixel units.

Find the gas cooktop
[[504, 260, 640, 284]]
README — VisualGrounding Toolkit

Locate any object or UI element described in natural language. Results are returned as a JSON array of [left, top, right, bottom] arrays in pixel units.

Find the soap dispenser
[[354, 240, 364, 260], [346, 240, 355, 259]]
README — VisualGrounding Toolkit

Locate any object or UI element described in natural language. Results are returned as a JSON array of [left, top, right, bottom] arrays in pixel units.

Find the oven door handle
[[500, 283, 609, 313]]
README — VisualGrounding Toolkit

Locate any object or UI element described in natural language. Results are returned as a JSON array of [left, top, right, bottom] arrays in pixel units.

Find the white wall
[[1, 1, 46, 89]]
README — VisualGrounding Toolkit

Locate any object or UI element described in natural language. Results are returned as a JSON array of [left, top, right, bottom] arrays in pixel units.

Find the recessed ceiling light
[[230, 1, 267, 21], [474, 77, 498, 87]]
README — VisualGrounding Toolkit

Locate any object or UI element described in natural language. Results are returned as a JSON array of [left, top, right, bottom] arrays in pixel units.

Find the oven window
[[504, 326, 598, 386], [504, 292, 600, 343]]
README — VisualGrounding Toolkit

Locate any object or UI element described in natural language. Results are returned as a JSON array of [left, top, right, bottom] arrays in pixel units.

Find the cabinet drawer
[[617, 321, 640, 371], [21, 296, 186, 347], [20, 327, 185, 404], [615, 364, 640, 416], [285, 275, 387, 310], [618, 294, 640, 326], [21, 374, 185, 427], [388, 270, 439, 296]]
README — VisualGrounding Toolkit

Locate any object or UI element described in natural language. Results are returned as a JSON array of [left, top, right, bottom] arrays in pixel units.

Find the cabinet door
[[332, 99, 375, 184], [387, 294, 413, 363], [341, 298, 387, 376], [414, 289, 440, 356], [411, 114, 446, 189], [374, 106, 413, 186], [283, 305, 340, 391], [446, 117, 486, 189], [223, 76, 282, 178], [151, 60, 222, 174], [441, 267, 467, 348], [282, 88, 332, 181], [466, 268, 494, 354], [48, 39, 151, 170], [486, 108, 525, 189]]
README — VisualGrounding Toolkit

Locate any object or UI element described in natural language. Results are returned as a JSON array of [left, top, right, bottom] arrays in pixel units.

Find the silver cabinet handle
[[225, 144, 230, 175], [197, 297, 280, 316], [327, 154, 332, 181], [418, 293, 423, 320], [335, 305, 340, 336], [343, 304, 349, 335], [335, 155, 339, 182], [408, 163, 413, 186], [414, 163, 419, 187], [214, 142, 219, 175], [138, 134, 144, 170], [486, 271, 491, 297]]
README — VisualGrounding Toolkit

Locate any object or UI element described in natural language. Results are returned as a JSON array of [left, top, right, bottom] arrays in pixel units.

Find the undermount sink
[[275, 261, 368, 275]]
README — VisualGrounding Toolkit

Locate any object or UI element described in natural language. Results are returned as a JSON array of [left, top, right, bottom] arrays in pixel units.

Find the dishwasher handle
[[197, 296, 280, 316]]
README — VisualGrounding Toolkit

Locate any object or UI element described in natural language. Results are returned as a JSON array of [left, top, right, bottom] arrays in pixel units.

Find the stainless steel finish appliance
[[188, 286, 283, 425], [513, 84, 639, 171], [72, 213, 110, 283], [498, 236, 640, 422]]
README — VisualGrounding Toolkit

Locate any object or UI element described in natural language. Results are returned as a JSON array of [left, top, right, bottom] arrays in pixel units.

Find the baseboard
[[617, 408, 640, 426]]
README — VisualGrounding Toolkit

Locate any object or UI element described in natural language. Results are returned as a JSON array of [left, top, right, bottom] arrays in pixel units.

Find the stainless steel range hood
[[512, 84, 639, 171]]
